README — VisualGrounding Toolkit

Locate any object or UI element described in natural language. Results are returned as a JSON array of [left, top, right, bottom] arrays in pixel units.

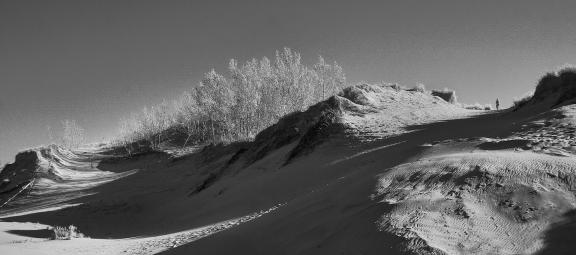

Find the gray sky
[[1, 0, 576, 163]]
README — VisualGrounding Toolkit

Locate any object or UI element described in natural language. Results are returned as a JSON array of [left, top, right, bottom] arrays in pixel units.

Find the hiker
[[496, 99, 500, 110]]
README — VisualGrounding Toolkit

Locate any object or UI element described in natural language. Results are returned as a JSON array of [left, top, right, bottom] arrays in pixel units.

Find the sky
[[1, 0, 576, 164]]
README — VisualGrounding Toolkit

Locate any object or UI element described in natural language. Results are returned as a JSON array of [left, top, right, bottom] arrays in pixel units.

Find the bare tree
[[118, 117, 137, 155], [116, 48, 347, 149], [175, 91, 200, 147], [60, 119, 85, 149], [137, 101, 174, 150]]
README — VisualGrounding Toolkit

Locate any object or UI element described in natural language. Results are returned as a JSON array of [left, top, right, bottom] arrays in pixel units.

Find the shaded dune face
[[0, 151, 38, 204], [0, 145, 142, 215]]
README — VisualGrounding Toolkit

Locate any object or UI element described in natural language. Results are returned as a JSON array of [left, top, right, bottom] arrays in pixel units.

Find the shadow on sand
[[537, 209, 576, 254], [96, 151, 171, 173], [7, 229, 52, 238]]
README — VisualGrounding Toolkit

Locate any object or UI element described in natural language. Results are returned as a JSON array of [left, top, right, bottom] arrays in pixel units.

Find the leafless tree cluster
[[117, 48, 346, 151], [60, 119, 85, 149]]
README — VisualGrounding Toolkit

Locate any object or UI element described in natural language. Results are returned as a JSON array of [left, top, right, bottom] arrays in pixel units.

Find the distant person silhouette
[[496, 99, 500, 110]]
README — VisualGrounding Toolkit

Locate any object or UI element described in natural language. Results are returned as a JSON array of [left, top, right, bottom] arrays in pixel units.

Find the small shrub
[[413, 83, 427, 93], [60, 120, 85, 149], [51, 225, 84, 240]]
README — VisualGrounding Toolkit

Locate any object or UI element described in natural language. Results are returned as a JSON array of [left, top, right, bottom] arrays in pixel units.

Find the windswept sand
[[2, 84, 576, 255]]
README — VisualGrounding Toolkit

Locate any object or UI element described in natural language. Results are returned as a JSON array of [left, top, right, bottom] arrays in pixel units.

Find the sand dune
[[1, 83, 575, 254]]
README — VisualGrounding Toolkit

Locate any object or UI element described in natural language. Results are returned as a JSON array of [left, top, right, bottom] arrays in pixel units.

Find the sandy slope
[[1, 84, 575, 255], [375, 150, 576, 254]]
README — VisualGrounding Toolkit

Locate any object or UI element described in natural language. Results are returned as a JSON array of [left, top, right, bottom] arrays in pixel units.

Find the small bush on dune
[[51, 225, 84, 240], [414, 83, 426, 93], [60, 120, 85, 149]]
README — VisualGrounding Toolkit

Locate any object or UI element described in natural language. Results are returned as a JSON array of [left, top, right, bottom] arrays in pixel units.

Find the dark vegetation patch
[[516, 67, 576, 110], [431, 89, 457, 104], [454, 204, 470, 219]]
